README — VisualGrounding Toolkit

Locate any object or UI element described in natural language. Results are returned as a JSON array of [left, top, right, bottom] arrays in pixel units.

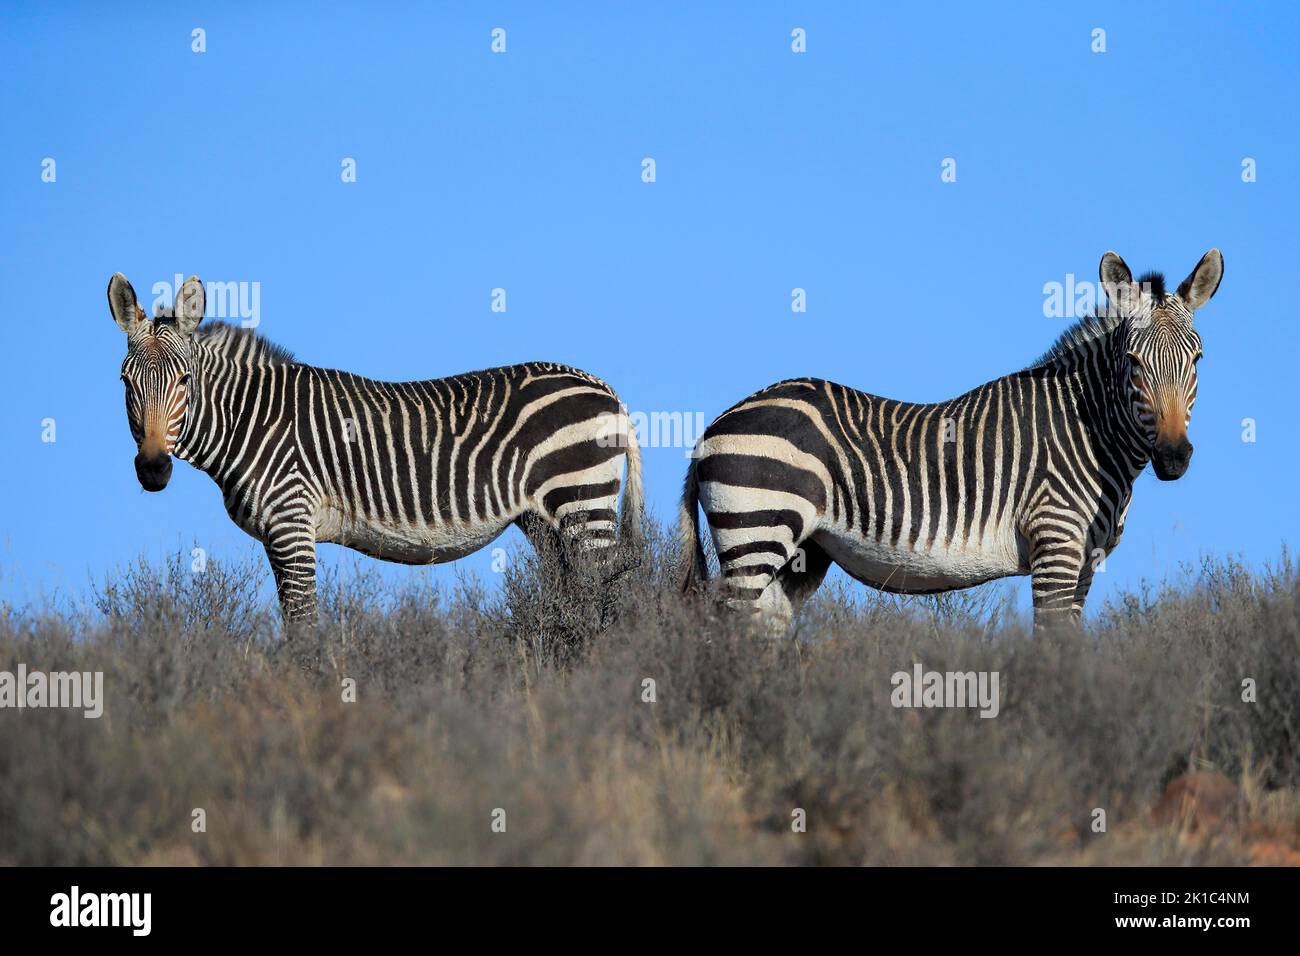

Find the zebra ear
[[174, 276, 206, 336], [1176, 248, 1223, 312], [107, 273, 144, 333], [1099, 251, 1139, 315]]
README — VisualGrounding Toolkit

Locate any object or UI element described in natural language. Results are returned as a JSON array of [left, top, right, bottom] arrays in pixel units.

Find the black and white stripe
[[679, 249, 1223, 629], [110, 274, 642, 623]]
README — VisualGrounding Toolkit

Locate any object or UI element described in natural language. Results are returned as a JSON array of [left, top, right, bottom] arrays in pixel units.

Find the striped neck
[[172, 340, 284, 479], [1039, 323, 1152, 482]]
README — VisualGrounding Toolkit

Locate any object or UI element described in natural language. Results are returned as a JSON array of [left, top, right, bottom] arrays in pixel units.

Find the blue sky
[[1, 1, 1296, 616]]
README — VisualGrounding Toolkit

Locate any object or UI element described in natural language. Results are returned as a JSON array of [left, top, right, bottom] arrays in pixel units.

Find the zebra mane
[[1029, 311, 1124, 368], [1137, 270, 1167, 301], [1028, 270, 1167, 369], [194, 321, 295, 366]]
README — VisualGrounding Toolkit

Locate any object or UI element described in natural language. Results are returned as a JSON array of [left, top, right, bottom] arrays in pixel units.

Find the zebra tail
[[678, 454, 708, 591], [618, 407, 644, 545]]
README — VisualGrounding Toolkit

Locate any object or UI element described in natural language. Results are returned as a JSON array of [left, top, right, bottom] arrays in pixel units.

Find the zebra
[[679, 249, 1223, 630], [109, 273, 643, 624]]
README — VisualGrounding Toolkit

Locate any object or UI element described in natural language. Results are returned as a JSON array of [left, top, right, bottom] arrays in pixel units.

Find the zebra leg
[[264, 527, 318, 625], [516, 507, 628, 631], [1027, 530, 1086, 630], [554, 492, 623, 564], [713, 525, 806, 633], [534, 477, 636, 582], [1069, 513, 1113, 622], [773, 538, 833, 619], [742, 540, 832, 636], [516, 511, 565, 564], [1070, 567, 1096, 621]]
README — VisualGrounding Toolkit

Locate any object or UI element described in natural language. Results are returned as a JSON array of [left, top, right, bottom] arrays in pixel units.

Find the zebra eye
[[178, 373, 192, 387]]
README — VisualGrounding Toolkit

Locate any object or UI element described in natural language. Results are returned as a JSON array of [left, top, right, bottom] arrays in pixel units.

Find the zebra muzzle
[[1152, 438, 1193, 481], [134, 452, 173, 492]]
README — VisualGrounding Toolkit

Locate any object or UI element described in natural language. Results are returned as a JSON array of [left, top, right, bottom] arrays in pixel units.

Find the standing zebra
[[680, 250, 1223, 630], [109, 273, 642, 623]]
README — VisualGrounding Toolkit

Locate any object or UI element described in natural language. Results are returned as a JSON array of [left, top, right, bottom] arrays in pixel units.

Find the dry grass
[[0, 525, 1296, 866]]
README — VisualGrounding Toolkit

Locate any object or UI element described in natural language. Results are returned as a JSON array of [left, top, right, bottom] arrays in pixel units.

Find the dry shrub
[[0, 531, 1295, 865]]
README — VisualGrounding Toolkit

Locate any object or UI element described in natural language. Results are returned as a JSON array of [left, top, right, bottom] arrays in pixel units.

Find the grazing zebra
[[679, 249, 1223, 630], [109, 273, 642, 623]]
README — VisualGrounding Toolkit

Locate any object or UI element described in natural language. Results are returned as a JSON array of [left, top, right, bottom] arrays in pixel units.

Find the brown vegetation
[[0, 526, 1296, 865]]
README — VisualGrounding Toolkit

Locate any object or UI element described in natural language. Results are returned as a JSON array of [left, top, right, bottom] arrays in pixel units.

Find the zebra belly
[[316, 503, 512, 565], [813, 528, 1026, 594]]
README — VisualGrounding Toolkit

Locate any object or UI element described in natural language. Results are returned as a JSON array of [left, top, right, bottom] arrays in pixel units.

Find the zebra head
[[1100, 249, 1223, 481], [107, 273, 206, 492]]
